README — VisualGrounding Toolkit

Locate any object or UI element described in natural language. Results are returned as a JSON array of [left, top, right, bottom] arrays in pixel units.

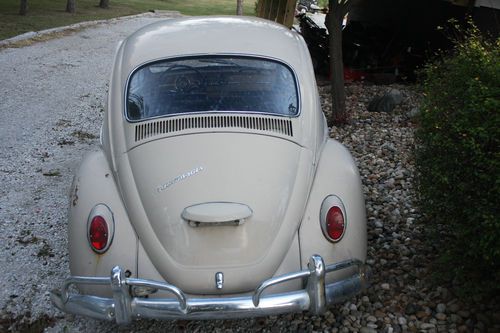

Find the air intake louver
[[135, 115, 293, 142]]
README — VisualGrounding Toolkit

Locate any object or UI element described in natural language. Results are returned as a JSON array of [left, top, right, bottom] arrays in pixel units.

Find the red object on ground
[[344, 67, 366, 82]]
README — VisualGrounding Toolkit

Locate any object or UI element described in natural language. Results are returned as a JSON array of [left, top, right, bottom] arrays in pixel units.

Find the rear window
[[126, 56, 299, 121]]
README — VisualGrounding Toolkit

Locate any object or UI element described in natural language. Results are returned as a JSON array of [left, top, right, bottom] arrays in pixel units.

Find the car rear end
[[51, 16, 369, 323]]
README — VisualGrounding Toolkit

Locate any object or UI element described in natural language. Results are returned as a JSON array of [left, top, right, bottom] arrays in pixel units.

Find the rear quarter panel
[[68, 149, 137, 296], [299, 138, 367, 282]]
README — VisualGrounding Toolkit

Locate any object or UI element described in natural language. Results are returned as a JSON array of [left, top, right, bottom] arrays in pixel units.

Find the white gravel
[[0, 12, 189, 332], [1, 13, 499, 333]]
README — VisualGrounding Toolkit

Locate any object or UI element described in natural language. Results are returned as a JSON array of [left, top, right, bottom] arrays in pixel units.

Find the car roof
[[119, 16, 306, 74]]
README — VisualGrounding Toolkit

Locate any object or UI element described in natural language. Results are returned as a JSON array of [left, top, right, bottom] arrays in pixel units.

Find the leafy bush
[[415, 23, 500, 297]]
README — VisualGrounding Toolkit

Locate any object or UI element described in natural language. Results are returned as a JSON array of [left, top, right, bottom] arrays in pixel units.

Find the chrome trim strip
[[215, 272, 224, 290], [252, 270, 310, 307], [111, 266, 132, 324], [326, 258, 363, 273], [126, 278, 187, 310], [306, 255, 326, 315], [133, 291, 310, 320], [51, 256, 369, 324], [61, 276, 109, 303]]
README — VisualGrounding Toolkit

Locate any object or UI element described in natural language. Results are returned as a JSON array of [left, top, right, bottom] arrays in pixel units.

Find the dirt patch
[[0, 313, 56, 333], [71, 130, 98, 141], [0, 29, 84, 50]]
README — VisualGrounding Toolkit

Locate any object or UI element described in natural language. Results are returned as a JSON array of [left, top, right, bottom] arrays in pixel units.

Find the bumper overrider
[[51, 255, 370, 324]]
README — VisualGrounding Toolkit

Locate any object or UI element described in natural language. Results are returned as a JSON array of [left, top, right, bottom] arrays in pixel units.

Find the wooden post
[[263, 0, 273, 19], [236, 0, 243, 15], [283, 0, 297, 28], [256, 0, 296, 27], [256, 0, 264, 16], [270, 0, 280, 21], [19, 0, 28, 15], [276, 0, 288, 24], [66, 0, 76, 13], [99, 0, 110, 9]]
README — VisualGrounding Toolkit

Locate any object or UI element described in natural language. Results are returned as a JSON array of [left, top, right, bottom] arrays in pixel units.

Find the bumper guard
[[51, 255, 370, 324]]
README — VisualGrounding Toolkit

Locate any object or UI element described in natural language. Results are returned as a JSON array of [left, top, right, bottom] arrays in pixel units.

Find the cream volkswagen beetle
[[51, 16, 369, 324]]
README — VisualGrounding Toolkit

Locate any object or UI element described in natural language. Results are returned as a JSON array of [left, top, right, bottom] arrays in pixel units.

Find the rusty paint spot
[[93, 254, 103, 276], [72, 184, 79, 207]]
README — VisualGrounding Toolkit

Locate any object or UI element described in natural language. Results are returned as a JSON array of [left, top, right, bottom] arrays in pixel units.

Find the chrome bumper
[[51, 255, 370, 324]]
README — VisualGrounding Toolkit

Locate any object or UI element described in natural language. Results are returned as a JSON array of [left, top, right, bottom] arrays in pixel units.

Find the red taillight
[[89, 215, 108, 252], [320, 195, 347, 242], [326, 206, 345, 241]]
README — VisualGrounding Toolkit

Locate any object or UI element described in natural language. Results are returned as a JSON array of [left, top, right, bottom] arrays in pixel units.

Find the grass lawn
[[0, 0, 256, 40]]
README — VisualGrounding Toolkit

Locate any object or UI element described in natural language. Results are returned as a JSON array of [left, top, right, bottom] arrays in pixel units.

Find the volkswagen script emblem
[[156, 166, 204, 193]]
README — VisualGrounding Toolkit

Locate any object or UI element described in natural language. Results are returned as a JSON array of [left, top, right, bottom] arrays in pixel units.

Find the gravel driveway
[[1, 13, 498, 333]]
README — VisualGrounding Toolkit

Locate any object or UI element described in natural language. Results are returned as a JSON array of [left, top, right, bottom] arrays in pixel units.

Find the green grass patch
[[0, 0, 256, 40]]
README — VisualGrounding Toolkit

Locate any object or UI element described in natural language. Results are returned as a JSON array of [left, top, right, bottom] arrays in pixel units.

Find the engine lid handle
[[181, 202, 253, 226]]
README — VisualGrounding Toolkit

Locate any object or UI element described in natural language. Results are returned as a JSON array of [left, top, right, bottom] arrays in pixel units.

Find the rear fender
[[68, 149, 138, 296], [299, 139, 367, 282]]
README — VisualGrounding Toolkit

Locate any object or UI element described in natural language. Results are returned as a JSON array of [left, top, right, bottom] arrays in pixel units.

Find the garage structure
[[255, 0, 298, 27]]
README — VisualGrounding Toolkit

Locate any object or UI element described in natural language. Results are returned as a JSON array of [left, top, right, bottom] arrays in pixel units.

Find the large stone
[[398, 317, 407, 325], [421, 323, 437, 329], [435, 313, 447, 321], [387, 89, 404, 104], [367, 89, 404, 113], [436, 303, 446, 314], [416, 311, 428, 319], [449, 314, 463, 324], [405, 303, 420, 315]]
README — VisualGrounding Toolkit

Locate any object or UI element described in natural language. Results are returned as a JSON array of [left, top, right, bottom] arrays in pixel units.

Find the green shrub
[[415, 23, 500, 297]]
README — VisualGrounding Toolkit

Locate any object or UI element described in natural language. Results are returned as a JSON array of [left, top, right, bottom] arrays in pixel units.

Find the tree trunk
[[66, 0, 76, 13], [99, 0, 109, 9], [236, 0, 243, 15], [327, 0, 351, 126], [19, 0, 28, 15]]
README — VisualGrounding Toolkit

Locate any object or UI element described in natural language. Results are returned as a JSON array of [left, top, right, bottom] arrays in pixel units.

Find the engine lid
[[117, 132, 314, 293]]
